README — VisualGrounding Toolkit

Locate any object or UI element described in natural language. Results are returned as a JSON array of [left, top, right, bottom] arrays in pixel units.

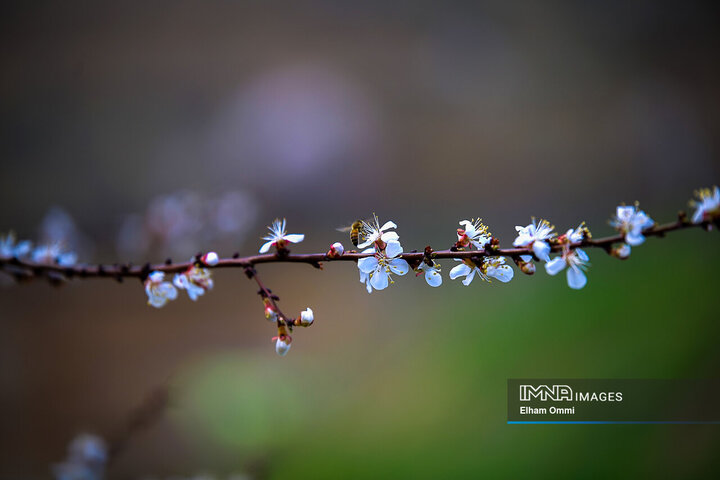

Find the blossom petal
[[545, 257, 566, 276], [625, 232, 645, 246], [283, 234, 305, 243], [460, 220, 476, 237], [692, 208, 704, 224], [358, 256, 379, 273], [471, 235, 490, 249], [380, 221, 397, 231], [148, 296, 166, 308], [576, 248, 590, 262], [449, 263, 471, 280], [370, 269, 389, 290], [616, 206, 634, 222], [259, 240, 274, 253], [461, 268, 476, 286], [532, 241, 551, 262], [424, 269, 442, 287], [489, 264, 514, 283], [388, 258, 409, 275], [384, 240, 403, 258], [567, 266, 587, 289], [173, 274, 188, 289], [381, 231, 400, 243], [163, 283, 178, 300]]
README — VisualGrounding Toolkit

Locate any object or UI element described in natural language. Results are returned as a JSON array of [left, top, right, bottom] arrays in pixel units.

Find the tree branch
[[0, 213, 710, 282]]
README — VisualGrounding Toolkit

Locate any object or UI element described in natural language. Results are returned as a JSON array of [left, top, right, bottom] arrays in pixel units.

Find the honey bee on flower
[[356, 215, 400, 249]]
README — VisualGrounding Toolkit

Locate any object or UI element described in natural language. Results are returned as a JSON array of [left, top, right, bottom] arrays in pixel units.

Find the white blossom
[[357, 215, 399, 249], [259, 218, 304, 253], [691, 186, 720, 224], [359, 269, 372, 293], [173, 264, 213, 301], [357, 240, 409, 292], [456, 219, 491, 249], [31, 243, 77, 266], [145, 271, 178, 308], [416, 262, 442, 287], [545, 227, 591, 290], [0, 232, 31, 258], [610, 205, 654, 246], [449, 256, 514, 286], [513, 219, 555, 262], [300, 307, 314, 326]]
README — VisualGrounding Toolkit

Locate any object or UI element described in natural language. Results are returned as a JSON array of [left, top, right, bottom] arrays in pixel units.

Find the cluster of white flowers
[[0, 231, 78, 267], [0, 232, 32, 258], [450, 219, 513, 285], [4, 189, 713, 360], [508, 218, 592, 289], [144, 253, 218, 308]]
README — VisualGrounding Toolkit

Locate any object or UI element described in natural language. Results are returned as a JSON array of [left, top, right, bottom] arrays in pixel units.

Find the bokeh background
[[1, 1, 720, 478]]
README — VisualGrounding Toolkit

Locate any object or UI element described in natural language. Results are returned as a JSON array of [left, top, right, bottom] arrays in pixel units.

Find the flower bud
[[263, 298, 278, 321], [202, 251, 219, 266], [513, 256, 536, 275], [296, 307, 314, 326], [327, 242, 345, 258], [611, 243, 631, 259], [519, 261, 536, 275], [274, 334, 292, 356]]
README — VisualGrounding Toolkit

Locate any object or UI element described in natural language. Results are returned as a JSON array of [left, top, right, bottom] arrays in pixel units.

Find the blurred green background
[[1, 1, 719, 478]]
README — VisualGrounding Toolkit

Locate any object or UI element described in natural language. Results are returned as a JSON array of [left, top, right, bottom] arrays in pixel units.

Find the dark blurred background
[[1, 1, 719, 478]]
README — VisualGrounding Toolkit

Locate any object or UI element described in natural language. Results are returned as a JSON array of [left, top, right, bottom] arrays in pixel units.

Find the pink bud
[[201, 251, 219, 266], [327, 242, 345, 258]]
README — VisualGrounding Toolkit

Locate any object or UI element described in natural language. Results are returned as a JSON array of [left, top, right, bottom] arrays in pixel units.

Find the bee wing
[[336, 226, 353, 233]]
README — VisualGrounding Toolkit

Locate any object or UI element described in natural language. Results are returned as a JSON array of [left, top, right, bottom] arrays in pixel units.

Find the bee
[[337, 220, 367, 247]]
